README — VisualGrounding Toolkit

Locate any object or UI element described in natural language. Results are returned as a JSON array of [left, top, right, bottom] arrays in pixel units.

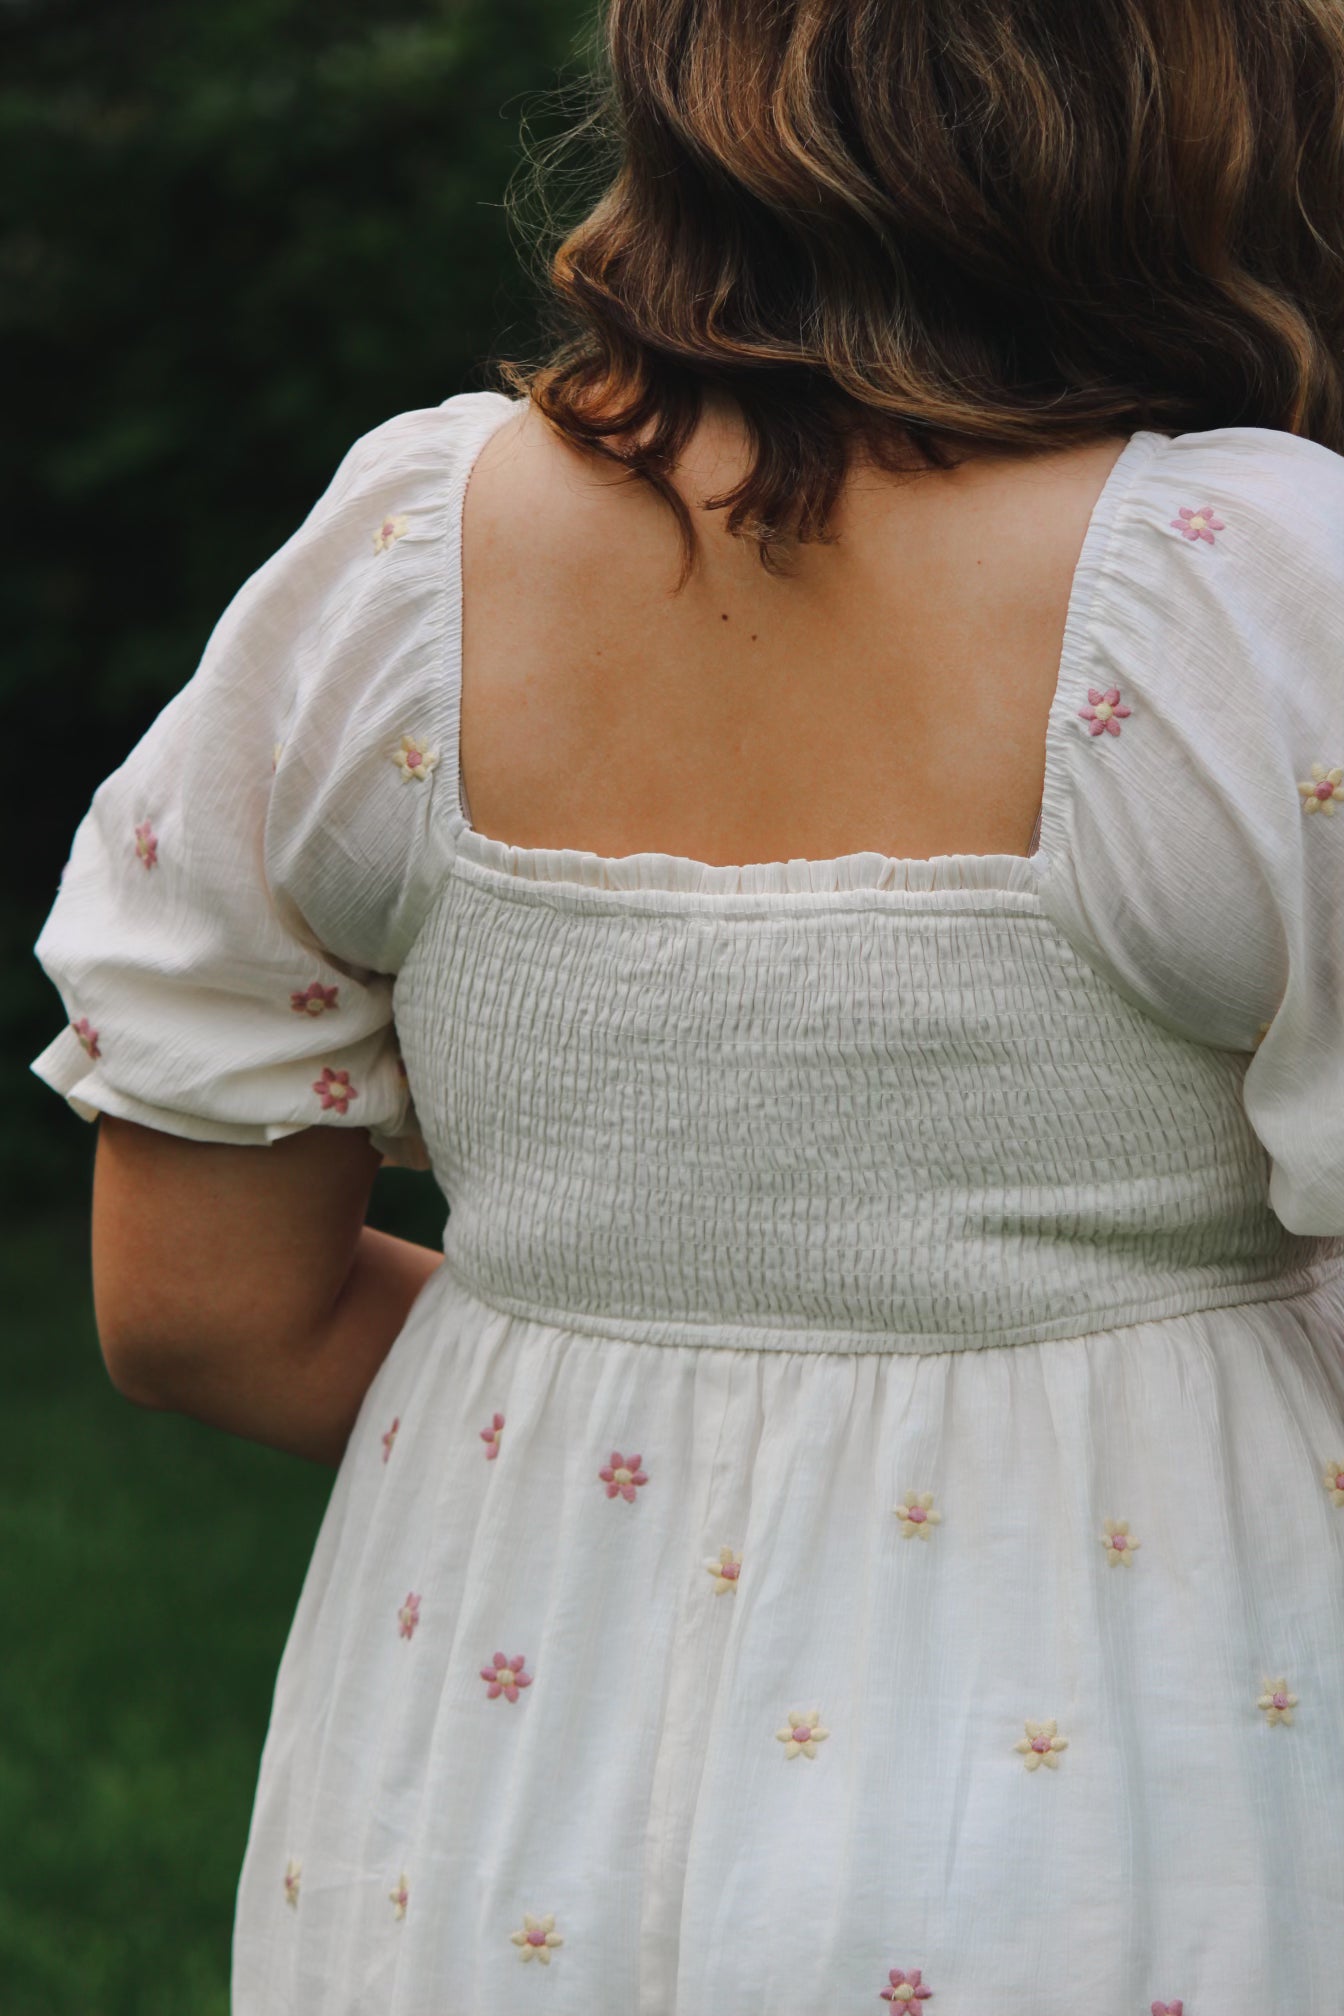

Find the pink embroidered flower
[[1322, 1459, 1344, 1507], [775, 1709, 829, 1758], [397, 1592, 421, 1640], [134, 820, 158, 869], [1151, 2002, 1184, 2015], [389, 1872, 409, 1920], [72, 1016, 101, 1060], [392, 733, 440, 782], [312, 1066, 357, 1113], [291, 981, 340, 1016], [373, 513, 410, 554], [480, 1411, 505, 1459], [283, 1858, 301, 1908], [480, 1651, 533, 1701], [1170, 504, 1225, 544], [1014, 1718, 1068, 1768], [599, 1451, 648, 1502], [1101, 1517, 1141, 1565], [381, 1417, 400, 1463], [893, 1490, 942, 1539], [1077, 686, 1132, 736], [880, 1968, 933, 2006], [704, 1547, 741, 1592], [1298, 763, 1343, 815], [511, 1913, 563, 1962], [1257, 1675, 1298, 1725]]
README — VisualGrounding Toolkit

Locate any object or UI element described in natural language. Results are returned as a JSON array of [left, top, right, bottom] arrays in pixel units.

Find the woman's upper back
[[457, 395, 1133, 867], [29, 389, 1344, 1256]]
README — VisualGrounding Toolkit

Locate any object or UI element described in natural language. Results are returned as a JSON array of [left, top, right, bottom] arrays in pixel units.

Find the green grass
[[0, 1215, 338, 2015]]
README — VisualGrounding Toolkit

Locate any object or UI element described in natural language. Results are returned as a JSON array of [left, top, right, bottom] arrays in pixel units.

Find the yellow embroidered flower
[[392, 733, 440, 782], [283, 1858, 301, 1908], [1014, 1719, 1068, 1769], [389, 1872, 408, 1920], [373, 513, 410, 554], [775, 1709, 829, 1759], [1257, 1677, 1298, 1725], [1322, 1459, 1344, 1507], [511, 1913, 564, 1962], [1101, 1518, 1141, 1565], [704, 1547, 741, 1592], [893, 1490, 941, 1539], [1298, 763, 1343, 814]]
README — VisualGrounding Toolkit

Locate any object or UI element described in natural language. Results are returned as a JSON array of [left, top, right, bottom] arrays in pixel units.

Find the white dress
[[30, 391, 1344, 2016]]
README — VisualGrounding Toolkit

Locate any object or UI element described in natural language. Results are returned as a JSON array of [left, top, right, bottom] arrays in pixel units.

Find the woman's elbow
[[96, 1318, 176, 1410]]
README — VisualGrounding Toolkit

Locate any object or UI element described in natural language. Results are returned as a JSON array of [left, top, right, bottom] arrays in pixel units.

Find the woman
[[30, 1, 1344, 2009]]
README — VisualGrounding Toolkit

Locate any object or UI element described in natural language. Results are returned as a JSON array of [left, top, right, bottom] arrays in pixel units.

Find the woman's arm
[[92, 1115, 443, 1467]]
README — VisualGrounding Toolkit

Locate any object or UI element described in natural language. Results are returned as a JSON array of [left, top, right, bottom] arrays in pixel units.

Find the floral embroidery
[[381, 1417, 400, 1463], [374, 513, 410, 554], [893, 1490, 941, 1539], [134, 820, 158, 869], [291, 981, 340, 1015], [72, 1016, 101, 1061], [599, 1451, 648, 1502], [1077, 686, 1131, 736], [312, 1066, 358, 1114], [1170, 504, 1226, 544], [1151, 2002, 1184, 2015], [880, 1968, 933, 2006], [1014, 1718, 1068, 1769], [1257, 1676, 1298, 1725], [776, 1709, 829, 1759], [1298, 763, 1343, 815], [1101, 1517, 1141, 1565], [480, 1411, 505, 1459], [511, 1913, 563, 1962], [397, 1592, 421, 1641], [392, 733, 439, 782], [1322, 1459, 1344, 1507], [283, 1858, 301, 1908], [704, 1547, 741, 1592], [480, 1651, 533, 1701], [389, 1872, 409, 1920]]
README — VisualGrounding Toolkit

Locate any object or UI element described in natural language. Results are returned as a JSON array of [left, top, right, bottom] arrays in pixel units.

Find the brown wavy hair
[[494, 0, 1344, 588]]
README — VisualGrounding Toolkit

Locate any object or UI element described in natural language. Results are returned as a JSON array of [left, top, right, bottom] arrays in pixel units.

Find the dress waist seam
[[435, 1249, 1344, 1357]]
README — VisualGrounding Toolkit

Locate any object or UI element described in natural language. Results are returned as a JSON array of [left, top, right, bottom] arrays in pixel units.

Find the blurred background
[[2, 2, 594, 2005]]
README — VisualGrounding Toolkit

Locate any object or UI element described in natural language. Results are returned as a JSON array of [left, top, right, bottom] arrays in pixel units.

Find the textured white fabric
[[29, 391, 1344, 2014]]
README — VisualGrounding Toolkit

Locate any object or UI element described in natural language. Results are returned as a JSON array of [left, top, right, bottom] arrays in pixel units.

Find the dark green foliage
[[0, 1215, 328, 2011], [1, 5, 599, 2002], [3, 0, 597, 1219]]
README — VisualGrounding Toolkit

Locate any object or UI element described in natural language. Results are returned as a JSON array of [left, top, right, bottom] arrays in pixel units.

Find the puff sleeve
[[29, 398, 492, 1170], [1032, 425, 1344, 1237]]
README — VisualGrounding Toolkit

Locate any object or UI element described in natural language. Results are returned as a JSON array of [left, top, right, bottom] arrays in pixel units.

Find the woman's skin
[[91, 402, 1132, 1467], [93, 1116, 440, 1468], [458, 395, 1131, 867]]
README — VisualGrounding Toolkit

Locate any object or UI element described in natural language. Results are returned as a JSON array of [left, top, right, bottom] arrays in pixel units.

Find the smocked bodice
[[393, 841, 1341, 1353]]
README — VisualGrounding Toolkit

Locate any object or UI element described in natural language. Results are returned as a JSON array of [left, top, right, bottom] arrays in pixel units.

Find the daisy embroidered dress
[[29, 391, 1344, 2016]]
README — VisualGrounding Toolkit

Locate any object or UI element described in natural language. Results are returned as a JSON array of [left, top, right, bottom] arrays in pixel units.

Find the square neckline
[[441, 391, 1167, 903]]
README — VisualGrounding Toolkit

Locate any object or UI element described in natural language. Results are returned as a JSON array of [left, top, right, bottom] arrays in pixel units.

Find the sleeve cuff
[[32, 1024, 356, 1151]]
